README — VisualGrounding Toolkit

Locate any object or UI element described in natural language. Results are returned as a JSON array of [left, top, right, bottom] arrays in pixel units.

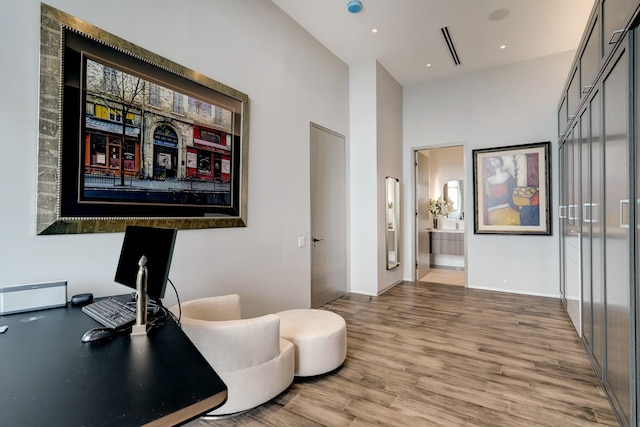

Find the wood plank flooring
[[419, 268, 466, 286], [187, 282, 617, 426]]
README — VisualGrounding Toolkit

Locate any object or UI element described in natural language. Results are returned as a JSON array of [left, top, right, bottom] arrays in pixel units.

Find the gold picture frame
[[37, 4, 249, 234]]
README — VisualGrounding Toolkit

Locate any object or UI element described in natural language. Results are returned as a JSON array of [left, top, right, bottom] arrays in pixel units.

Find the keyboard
[[81, 297, 137, 329]]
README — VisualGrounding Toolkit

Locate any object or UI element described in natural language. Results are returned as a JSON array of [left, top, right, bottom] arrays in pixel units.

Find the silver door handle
[[559, 205, 567, 219], [609, 29, 625, 45], [583, 203, 592, 223], [583, 203, 600, 223], [620, 199, 629, 228]]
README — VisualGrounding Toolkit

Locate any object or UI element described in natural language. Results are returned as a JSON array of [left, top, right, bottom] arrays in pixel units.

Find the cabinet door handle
[[582, 203, 600, 223], [568, 204, 576, 221], [620, 199, 629, 228], [583, 203, 591, 223], [559, 205, 567, 219], [583, 203, 600, 223], [609, 29, 625, 45], [582, 85, 593, 94]]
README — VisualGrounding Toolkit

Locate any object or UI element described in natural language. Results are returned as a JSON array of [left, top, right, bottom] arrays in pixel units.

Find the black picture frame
[[472, 141, 551, 235]]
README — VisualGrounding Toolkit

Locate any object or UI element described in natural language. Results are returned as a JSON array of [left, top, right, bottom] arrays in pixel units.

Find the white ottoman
[[276, 309, 347, 377]]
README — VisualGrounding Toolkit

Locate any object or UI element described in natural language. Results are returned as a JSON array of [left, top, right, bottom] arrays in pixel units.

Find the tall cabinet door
[[602, 38, 631, 425], [566, 123, 582, 334], [559, 142, 567, 304], [580, 105, 592, 349], [636, 25, 640, 427], [559, 142, 566, 301], [589, 88, 606, 374], [560, 120, 582, 335]]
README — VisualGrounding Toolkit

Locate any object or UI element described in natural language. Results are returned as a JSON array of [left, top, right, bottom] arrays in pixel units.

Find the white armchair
[[170, 294, 294, 416]]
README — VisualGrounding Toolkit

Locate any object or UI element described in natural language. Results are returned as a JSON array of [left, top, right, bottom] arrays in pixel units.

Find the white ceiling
[[271, 0, 596, 86]]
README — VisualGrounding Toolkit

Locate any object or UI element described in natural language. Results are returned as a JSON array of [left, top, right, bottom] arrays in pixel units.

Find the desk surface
[[0, 299, 227, 426]]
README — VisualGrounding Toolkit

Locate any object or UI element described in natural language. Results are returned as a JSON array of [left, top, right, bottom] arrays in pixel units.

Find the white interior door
[[310, 124, 346, 308]]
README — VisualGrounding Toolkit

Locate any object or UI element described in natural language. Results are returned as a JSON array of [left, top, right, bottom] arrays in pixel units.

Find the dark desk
[[0, 300, 227, 426]]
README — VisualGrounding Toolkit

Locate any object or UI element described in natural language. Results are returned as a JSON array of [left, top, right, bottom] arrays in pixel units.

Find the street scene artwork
[[473, 142, 551, 235], [82, 58, 235, 208]]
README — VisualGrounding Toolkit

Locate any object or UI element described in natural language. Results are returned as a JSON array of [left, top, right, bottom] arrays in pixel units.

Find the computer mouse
[[81, 327, 116, 343], [71, 293, 93, 306]]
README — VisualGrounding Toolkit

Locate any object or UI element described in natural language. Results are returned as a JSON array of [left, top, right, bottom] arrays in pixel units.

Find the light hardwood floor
[[419, 268, 466, 286], [189, 282, 617, 426]]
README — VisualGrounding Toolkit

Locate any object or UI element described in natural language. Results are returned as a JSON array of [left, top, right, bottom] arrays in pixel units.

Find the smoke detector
[[348, 1, 362, 14]]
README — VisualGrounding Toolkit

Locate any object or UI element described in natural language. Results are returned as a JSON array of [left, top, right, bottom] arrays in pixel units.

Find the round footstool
[[276, 309, 346, 377]]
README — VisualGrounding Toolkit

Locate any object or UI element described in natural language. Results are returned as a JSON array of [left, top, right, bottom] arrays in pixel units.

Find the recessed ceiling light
[[371, 28, 378, 33], [500, 45, 507, 49], [426, 63, 432, 67], [488, 9, 510, 21]]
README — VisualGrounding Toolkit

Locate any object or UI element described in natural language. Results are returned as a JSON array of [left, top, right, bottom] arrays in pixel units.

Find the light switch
[[298, 236, 306, 248]]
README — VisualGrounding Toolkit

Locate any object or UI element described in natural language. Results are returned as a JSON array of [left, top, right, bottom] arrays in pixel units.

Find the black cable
[[124, 292, 169, 331], [146, 306, 169, 331], [168, 278, 181, 326]]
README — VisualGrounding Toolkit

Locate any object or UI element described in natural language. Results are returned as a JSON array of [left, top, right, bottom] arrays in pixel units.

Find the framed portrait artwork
[[472, 142, 551, 235], [37, 4, 249, 234]]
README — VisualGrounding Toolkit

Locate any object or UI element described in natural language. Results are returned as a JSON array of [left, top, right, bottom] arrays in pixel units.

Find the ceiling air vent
[[441, 26, 461, 66]]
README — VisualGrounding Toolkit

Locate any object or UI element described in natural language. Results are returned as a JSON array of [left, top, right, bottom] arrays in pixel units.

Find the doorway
[[310, 123, 347, 307], [414, 145, 466, 286]]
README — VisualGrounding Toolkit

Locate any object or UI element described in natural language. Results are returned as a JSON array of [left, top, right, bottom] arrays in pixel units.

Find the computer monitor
[[114, 226, 177, 302]]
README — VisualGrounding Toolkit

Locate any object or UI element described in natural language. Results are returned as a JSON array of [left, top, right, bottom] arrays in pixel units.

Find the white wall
[[349, 61, 403, 296], [349, 61, 378, 295], [426, 146, 465, 231], [428, 146, 464, 201], [403, 51, 575, 297], [0, 0, 349, 317], [376, 62, 403, 293]]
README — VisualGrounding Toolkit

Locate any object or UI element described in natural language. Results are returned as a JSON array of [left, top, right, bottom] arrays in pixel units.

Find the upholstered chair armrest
[[179, 314, 282, 373], [171, 294, 241, 321]]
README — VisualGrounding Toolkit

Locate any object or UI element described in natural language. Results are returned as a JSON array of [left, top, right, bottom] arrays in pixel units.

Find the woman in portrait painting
[[484, 156, 520, 225]]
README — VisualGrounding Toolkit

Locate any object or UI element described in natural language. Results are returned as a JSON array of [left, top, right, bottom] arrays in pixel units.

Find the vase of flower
[[429, 197, 453, 230]]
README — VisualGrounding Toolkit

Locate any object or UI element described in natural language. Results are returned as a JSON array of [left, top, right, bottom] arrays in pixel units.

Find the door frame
[[411, 143, 468, 283]]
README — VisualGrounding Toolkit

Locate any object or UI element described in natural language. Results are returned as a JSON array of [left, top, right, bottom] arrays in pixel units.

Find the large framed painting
[[472, 141, 551, 235], [37, 4, 249, 234]]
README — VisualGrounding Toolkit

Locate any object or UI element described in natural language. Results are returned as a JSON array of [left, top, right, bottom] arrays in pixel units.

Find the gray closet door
[[602, 39, 631, 424], [590, 88, 605, 373], [565, 123, 581, 334], [559, 142, 567, 305], [580, 105, 592, 348]]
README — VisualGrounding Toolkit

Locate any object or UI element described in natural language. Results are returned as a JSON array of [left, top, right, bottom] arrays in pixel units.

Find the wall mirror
[[385, 177, 400, 270], [444, 180, 463, 219]]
